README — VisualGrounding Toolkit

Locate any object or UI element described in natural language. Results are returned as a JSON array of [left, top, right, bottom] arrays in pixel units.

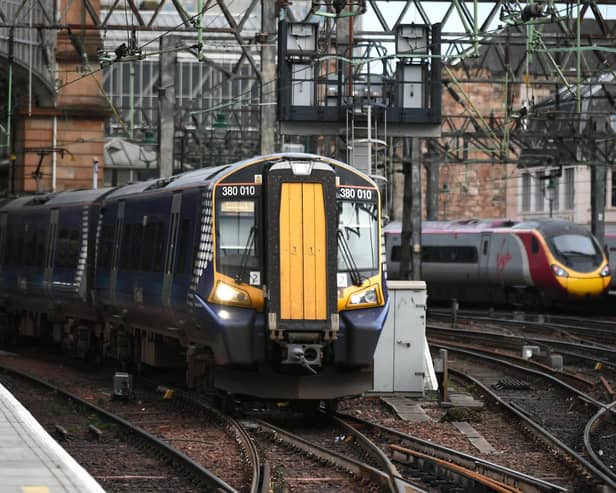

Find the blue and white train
[[0, 153, 389, 406]]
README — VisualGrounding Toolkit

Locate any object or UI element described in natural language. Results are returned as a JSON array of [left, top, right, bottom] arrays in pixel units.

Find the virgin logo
[[497, 251, 512, 272]]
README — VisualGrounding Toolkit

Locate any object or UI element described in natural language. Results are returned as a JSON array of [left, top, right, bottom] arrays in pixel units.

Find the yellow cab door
[[279, 182, 327, 320]]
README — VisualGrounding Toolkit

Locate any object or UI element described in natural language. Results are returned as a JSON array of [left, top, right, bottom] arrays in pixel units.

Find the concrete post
[[260, 0, 276, 154], [158, 36, 176, 178]]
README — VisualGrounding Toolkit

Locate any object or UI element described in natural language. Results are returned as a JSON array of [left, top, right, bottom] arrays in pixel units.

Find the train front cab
[[205, 156, 388, 400], [530, 226, 611, 299]]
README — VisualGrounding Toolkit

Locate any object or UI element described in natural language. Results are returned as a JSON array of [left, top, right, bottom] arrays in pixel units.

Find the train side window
[[120, 224, 132, 270], [390, 246, 400, 261], [14, 227, 25, 265], [141, 222, 155, 271], [531, 236, 539, 254], [175, 219, 191, 276], [36, 228, 46, 267], [23, 227, 33, 266], [68, 230, 80, 268], [423, 246, 478, 263], [30, 228, 38, 265], [56, 228, 69, 267], [153, 222, 165, 272], [131, 223, 143, 271], [98, 224, 114, 268]]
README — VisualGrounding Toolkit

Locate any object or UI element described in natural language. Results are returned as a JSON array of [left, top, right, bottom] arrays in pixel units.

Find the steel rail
[[254, 418, 425, 493], [331, 415, 409, 493], [583, 400, 616, 482], [431, 344, 616, 490], [427, 322, 616, 366], [147, 385, 264, 493], [337, 413, 567, 493], [389, 444, 521, 493], [0, 365, 237, 492]]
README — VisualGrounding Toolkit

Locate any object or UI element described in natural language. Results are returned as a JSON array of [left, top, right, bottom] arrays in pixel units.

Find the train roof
[[2, 154, 376, 209], [103, 153, 373, 201], [45, 188, 116, 206], [512, 218, 591, 236], [384, 218, 593, 236], [384, 219, 518, 234], [1, 188, 116, 212]]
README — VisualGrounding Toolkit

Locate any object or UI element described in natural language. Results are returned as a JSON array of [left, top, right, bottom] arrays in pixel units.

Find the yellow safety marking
[[279, 183, 326, 320], [302, 183, 326, 319]]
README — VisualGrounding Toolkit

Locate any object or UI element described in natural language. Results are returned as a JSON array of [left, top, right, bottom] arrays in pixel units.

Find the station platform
[[0, 383, 105, 493]]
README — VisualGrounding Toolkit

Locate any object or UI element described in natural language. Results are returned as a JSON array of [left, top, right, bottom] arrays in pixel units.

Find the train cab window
[[531, 236, 539, 254], [549, 233, 602, 272], [216, 200, 258, 280], [337, 201, 379, 273]]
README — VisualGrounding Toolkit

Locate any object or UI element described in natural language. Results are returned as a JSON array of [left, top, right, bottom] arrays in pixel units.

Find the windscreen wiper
[[236, 226, 256, 283], [337, 229, 363, 286]]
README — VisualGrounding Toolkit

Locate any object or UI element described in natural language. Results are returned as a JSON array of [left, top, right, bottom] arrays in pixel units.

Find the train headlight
[[212, 281, 251, 306], [348, 286, 379, 307], [600, 265, 611, 277], [551, 264, 569, 278]]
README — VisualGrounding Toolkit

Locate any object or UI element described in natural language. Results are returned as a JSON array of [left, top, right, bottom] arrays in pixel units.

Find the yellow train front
[[189, 154, 389, 403]]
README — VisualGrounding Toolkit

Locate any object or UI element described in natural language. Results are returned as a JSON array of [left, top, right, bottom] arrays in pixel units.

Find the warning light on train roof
[[290, 161, 314, 176]]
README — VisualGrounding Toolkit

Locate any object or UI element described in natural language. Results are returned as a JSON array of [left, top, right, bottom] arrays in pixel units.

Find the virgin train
[[0, 153, 388, 406], [384, 218, 611, 306]]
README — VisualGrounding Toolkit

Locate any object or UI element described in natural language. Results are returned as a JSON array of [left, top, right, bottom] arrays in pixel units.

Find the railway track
[[430, 342, 616, 491], [427, 309, 616, 400], [0, 365, 236, 492], [335, 413, 567, 493]]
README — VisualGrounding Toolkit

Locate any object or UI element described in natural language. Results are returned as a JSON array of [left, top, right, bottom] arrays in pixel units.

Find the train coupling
[[282, 343, 322, 374]]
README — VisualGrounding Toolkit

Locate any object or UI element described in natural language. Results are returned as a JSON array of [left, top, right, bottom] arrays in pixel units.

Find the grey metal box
[[373, 281, 428, 393]]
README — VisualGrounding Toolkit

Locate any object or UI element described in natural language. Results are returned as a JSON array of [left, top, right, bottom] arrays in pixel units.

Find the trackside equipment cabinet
[[373, 281, 431, 393]]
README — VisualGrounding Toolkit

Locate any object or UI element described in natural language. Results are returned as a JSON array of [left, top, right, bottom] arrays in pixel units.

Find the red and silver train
[[385, 218, 611, 306]]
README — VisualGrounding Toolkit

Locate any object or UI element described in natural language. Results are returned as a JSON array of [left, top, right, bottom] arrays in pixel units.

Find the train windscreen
[[549, 233, 603, 272], [216, 200, 259, 281], [337, 201, 379, 276]]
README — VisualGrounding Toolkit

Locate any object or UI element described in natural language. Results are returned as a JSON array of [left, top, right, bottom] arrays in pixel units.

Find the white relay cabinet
[[372, 280, 430, 393]]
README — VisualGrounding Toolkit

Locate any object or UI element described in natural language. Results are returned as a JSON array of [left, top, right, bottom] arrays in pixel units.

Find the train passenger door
[[110, 201, 125, 304], [266, 161, 338, 336], [162, 193, 182, 307], [44, 209, 59, 291], [479, 232, 491, 283]]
